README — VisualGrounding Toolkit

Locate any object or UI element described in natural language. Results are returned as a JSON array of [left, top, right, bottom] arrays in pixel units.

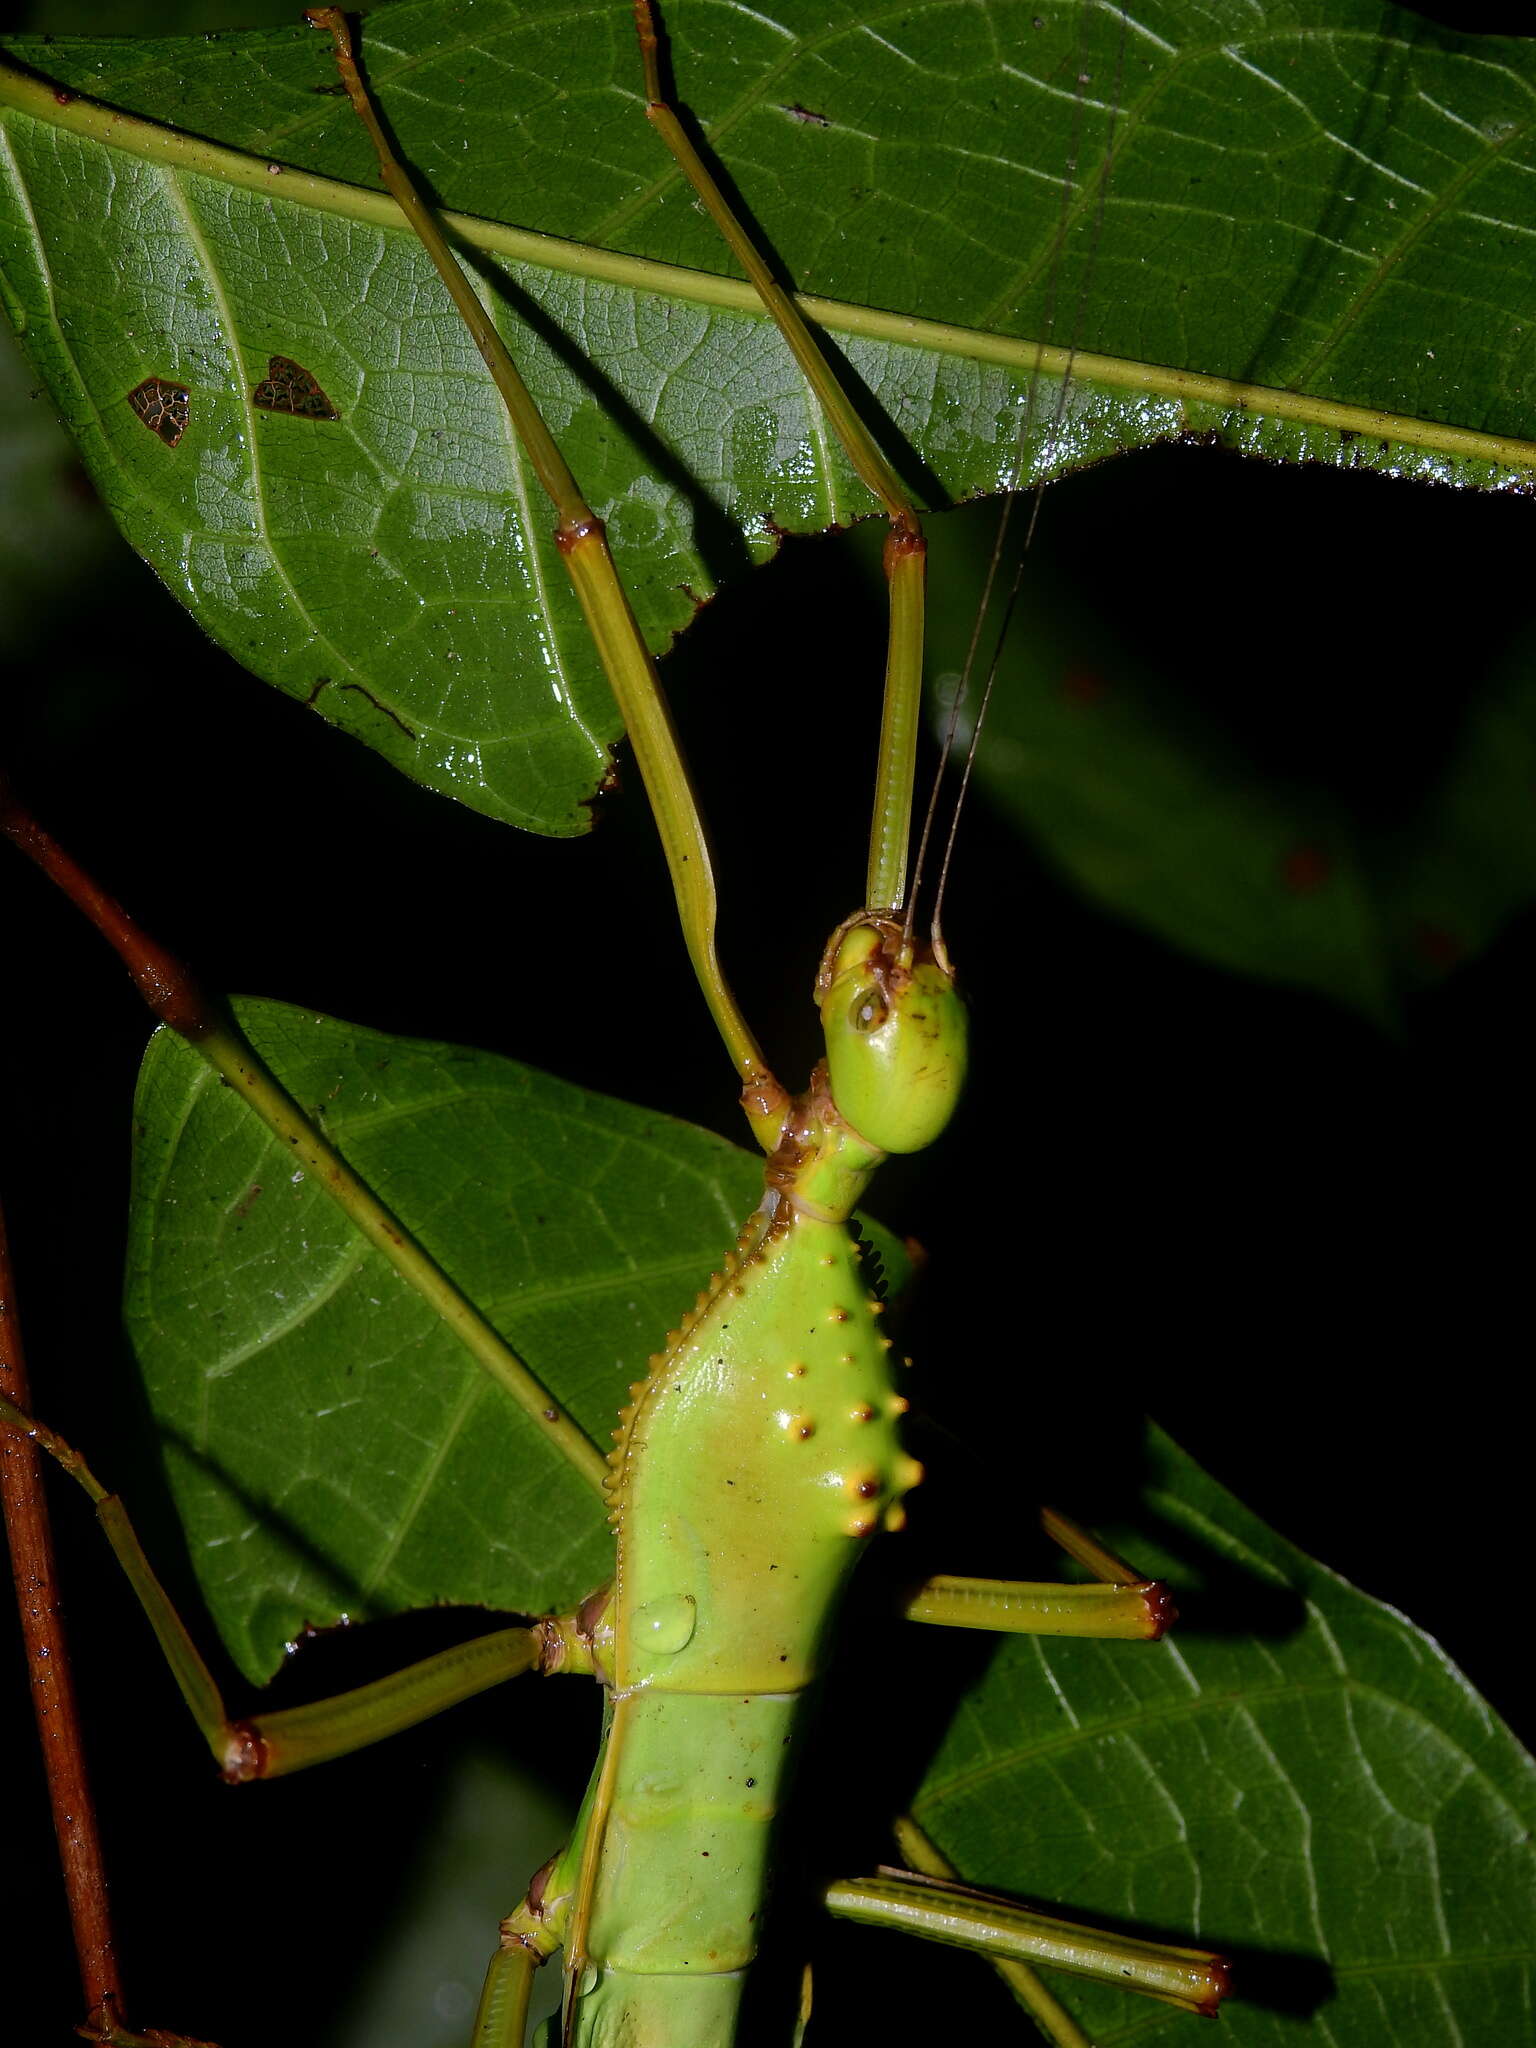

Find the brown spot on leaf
[[253, 354, 339, 421], [127, 376, 190, 447]]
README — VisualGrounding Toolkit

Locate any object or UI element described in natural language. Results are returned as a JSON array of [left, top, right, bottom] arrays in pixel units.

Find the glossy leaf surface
[[2, 0, 1534, 829]]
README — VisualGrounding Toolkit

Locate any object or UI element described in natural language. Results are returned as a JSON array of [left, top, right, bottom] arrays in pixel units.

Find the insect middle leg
[[902, 1505, 1175, 1639]]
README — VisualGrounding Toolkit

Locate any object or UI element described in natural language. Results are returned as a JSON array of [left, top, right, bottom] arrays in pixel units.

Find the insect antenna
[[906, 3, 1130, 960]]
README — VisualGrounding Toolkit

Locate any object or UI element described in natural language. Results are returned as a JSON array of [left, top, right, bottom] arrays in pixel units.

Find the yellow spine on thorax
[[603, 1179, 920, 1700]]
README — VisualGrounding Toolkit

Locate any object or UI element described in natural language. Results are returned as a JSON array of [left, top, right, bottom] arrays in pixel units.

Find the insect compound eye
[[849, 986, 888, 1034]]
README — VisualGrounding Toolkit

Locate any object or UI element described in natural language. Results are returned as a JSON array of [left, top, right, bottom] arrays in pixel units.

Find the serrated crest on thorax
[[600, 1071, 901, 1536], [601, 1204, 781, 1527]]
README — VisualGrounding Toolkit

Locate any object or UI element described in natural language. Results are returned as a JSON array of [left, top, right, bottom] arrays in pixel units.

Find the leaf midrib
[[2, 53, 1533, 480], [915, 1662, 1532, 1841]]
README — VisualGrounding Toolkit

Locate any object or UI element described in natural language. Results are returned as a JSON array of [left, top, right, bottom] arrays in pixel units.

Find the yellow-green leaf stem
[[0, 787, 609, 1527], [1, 48, 1530, 489], [193, 1015, 608, 1492]]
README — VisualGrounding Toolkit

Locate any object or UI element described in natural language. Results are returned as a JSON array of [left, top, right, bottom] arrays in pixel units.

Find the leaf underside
[[2, 0, 1534, 829]]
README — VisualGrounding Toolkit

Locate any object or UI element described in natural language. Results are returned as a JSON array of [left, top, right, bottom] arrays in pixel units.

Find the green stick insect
[[3, 2, 1535, 2045], [0, 4, 1236, 2048], [4, 6, 1231, 2041]]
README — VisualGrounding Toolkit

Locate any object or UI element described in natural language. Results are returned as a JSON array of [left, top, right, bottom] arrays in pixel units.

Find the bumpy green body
[[507, 923, 966, 2046]]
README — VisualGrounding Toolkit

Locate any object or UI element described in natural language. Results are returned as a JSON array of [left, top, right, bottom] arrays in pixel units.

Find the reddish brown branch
[[0, 777, 213, 1040], [0, 1194, 125, 2039], [1, 783, 224, 2047]]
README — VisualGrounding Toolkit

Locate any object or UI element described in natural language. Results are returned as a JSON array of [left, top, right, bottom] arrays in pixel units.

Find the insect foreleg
[[633, 0, 929, 916]]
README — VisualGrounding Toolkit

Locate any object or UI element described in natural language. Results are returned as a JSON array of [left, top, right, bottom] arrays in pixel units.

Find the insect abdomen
[[570, 1688, 796, 2045]]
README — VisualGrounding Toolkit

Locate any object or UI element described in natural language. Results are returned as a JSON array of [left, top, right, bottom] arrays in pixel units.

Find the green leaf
[[124, 997, 911, 1684], [2, 1, 1533, 828], [912, 1427, 1536, 2045]]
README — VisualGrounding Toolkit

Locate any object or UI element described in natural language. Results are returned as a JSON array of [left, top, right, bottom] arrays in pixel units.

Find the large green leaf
[[2, 1, 1533, 829], [913, 1427, 1536, 2045]]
